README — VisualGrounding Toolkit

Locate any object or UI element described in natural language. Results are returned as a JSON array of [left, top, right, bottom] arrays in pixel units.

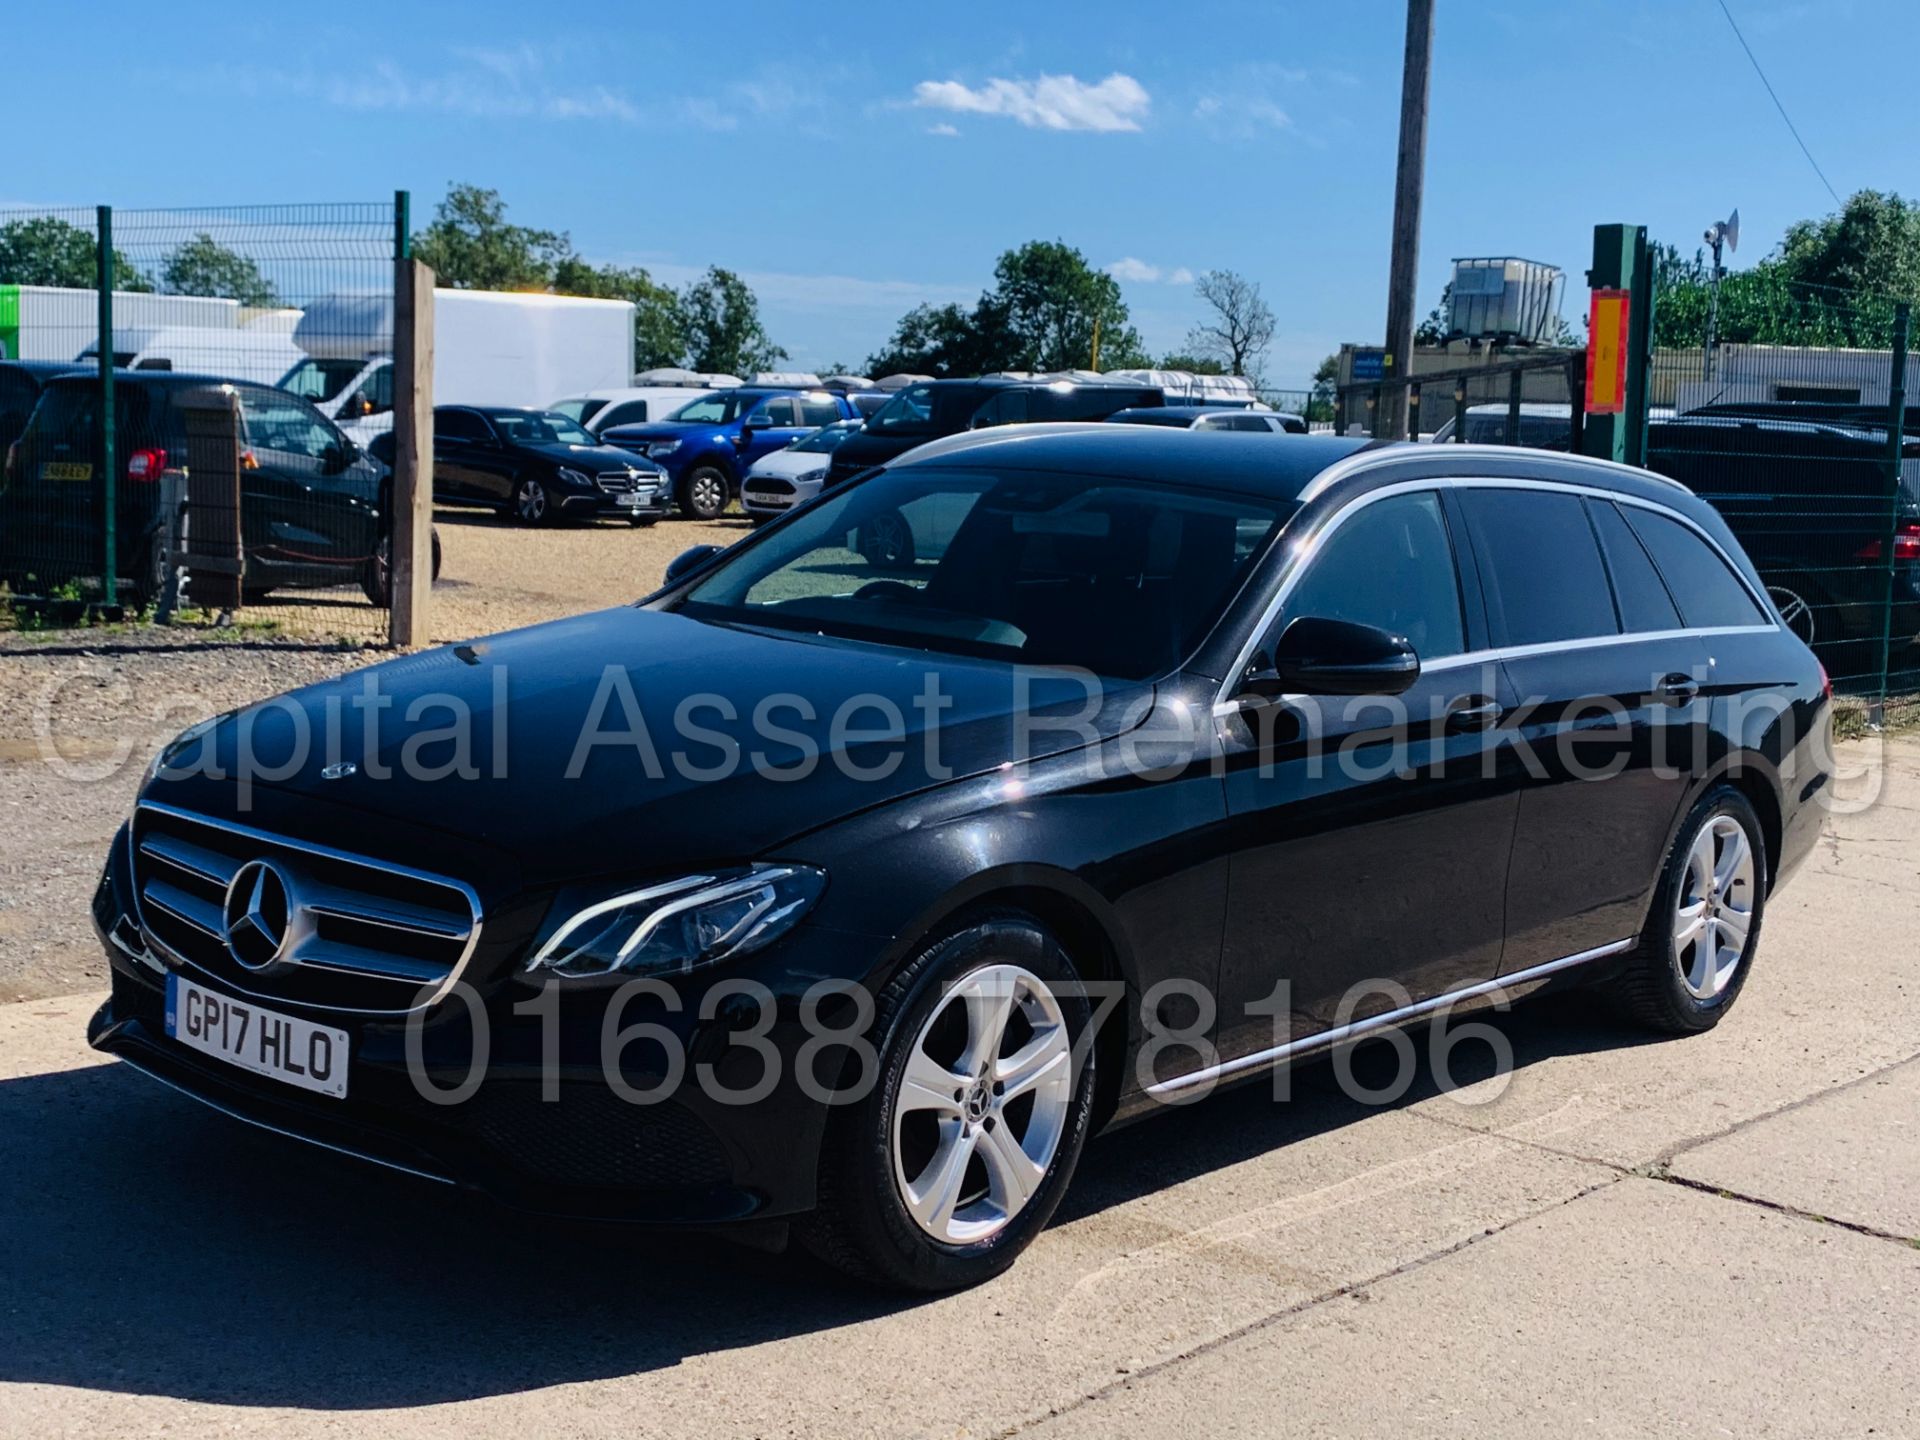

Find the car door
[[235, 386, 379, 572], [741, 397, 807, 469], [1213, 487, 1523, 1061], [1454, 483, 1707, 974], [431, 407, 485, 501]]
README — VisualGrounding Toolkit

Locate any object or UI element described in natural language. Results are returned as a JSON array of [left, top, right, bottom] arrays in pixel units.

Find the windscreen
[[676, 467, 1292, 679]]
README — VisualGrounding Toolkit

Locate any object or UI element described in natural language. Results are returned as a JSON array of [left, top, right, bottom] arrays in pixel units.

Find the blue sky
[[6, 0, 1915, 385]]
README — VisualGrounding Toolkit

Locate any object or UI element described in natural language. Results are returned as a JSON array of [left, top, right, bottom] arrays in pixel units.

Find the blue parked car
[[601, 388, 857, 519]]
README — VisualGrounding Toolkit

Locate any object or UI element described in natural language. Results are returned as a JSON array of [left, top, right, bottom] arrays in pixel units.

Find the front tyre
[[1609, 785, 1766, 1034], [799, 916, 1096, 1291], [512, 477, 551, 526], [680, 465, 730, 521]]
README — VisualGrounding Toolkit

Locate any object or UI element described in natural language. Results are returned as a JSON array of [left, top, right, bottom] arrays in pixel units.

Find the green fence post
[[1580, 223, 1652, 467], [394, 189, 410, 262], [1872, 302, 1911, 719], [97, 204, 116, 609]]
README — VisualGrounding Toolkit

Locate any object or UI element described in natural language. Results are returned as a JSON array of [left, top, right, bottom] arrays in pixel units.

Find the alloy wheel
[[689, 472, 726, 518], [517, 479, 548, 524], [862, 513, 912, 568], [891, 962, 1073, 1245], [1672, 814, 1756, 1000]]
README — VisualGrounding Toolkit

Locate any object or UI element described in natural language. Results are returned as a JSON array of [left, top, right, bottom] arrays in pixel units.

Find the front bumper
[[88, 831, 891, 1224], [558, 485, 672, 522]]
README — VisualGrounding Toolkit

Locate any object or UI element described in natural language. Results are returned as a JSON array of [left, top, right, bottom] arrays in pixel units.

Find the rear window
[[26, 380, 163, 450], [1588, 499, 1681, 634], [1461, 488, 1618, 647], [1624, 507, 1771, 629]]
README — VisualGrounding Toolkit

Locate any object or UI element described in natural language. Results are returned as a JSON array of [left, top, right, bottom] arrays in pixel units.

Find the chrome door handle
[[1445, 698, 1504, 733], [1654, 673, 1701, 706]]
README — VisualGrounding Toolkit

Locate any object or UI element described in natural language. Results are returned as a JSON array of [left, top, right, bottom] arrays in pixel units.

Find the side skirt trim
[[1144, 938, 1636, 1096]]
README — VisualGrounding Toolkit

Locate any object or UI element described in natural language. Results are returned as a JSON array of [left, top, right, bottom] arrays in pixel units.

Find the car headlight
[[526, 864, 827, 979], [556, 466, 591, 487], [797, 467, 828, 485], [648, 439, 681, 455]]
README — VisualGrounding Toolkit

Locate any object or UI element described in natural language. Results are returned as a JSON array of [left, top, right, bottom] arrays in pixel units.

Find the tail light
[[1818, 661, 1832, 699], [125, 447, 168, 484], [1855, 521, 1920, 563]]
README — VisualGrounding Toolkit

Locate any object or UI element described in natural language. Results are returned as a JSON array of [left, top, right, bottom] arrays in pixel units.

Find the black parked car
[[1645, 412, 1920, 678], [0, 359, 82, 454], [1, 371, 427, 605], [90, 429, 1827, 1290], [823, 377, 1164, 485], [430, 405, 671, 526]]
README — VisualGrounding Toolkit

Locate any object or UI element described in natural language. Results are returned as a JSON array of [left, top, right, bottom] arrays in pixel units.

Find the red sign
[[1586, 289, 1630, 415]]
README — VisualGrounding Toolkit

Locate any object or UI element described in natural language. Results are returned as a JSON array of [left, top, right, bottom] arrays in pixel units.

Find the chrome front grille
[[130, 802, 482, 1014], [595, 470, 658, 496]]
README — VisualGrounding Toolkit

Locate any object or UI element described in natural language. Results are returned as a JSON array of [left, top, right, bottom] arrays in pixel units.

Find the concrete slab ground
[[0, 736, 1912, 1437], [1670, 1054, 1920, 1241]]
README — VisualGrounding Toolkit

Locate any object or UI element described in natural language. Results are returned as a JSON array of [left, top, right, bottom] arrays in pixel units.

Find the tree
[[866, 300, 1016, 378], [1308, 352, 1338, 423], [1413, 283, 1452, 345], [163, 233, 279, 306], [992, 240, 1146, 372], [679, 266, 785, 375], [552, 255, 685, 372], [1156, 353, 1227, 374], [412, 184, 570, 291], [1183, 269, 1276, 381], [1776, 189, 1920, 298], [0, 215, 152, 291]]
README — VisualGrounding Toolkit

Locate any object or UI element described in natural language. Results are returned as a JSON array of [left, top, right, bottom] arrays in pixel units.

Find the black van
[[824, 377, 1164, 484], [1, 372, 413, 605], [1645, 412, 1920, 680]]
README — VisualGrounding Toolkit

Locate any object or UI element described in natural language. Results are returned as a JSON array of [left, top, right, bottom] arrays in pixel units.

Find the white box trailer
[[0, 284, 245, 363], [285, 289, 637, 442], [75, 323, 304, 386]]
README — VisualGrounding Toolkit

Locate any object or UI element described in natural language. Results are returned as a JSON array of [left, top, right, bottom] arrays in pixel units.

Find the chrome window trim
[[1214, 473, 1780, 712], [131, 800, 485, 1016], [1144, 937, 1635, 1096], [1295, 443, 1693, 505]]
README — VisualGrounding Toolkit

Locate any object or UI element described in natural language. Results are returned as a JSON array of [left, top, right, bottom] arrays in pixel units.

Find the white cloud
[[1107, 258, 1196, 286], [927, 122, 960, 137], [912, 72, 1149, 132], [1193, 93, 1293, 136]]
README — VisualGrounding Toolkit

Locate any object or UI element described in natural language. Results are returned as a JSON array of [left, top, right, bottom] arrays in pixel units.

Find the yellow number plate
[[40, 462, 92, 482]]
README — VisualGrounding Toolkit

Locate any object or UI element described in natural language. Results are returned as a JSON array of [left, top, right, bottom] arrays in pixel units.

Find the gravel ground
[[0, 507, 745, 1001]]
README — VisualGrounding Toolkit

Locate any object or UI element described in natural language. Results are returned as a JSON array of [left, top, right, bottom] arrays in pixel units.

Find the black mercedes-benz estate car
[[88, 426, 1830, 1289], [427, 405, 672, 525]]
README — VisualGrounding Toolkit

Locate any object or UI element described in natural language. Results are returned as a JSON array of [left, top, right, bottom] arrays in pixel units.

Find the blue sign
[[1351, 349, 1387, 382]]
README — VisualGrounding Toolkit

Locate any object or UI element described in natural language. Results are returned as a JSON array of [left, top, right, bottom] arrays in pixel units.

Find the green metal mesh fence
[[1646, 278, 1916, 700], [0, 201, 399, 639]]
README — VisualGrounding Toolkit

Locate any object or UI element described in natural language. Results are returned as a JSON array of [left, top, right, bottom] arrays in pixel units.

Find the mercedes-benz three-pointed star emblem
[[222, 859, 294, 971]]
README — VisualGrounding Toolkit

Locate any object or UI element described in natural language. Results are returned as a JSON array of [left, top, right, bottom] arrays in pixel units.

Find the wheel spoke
[[900, 1045, 966, 1115], [976, 1117, 1042, 1214], [1686, 920, 1718, 993], [1714, 826, 1751, 892], [996, 1024, 1070, 1103], [960, 977, 1017, 1075], [1717, 902, 1752, 950], [906, 1121, 977, 1234], [1688, 831, 1716, 901]]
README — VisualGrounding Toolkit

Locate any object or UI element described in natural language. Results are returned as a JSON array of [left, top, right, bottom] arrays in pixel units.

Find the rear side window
[[1623, 507, 1770, 628], [1281, 491, 1466, 660], [597, 400, 648, 428], [1460, 488, 1617, 646], [758, 398, 799, 426], [797, 397, 842, 427], [1588, 500, 1681, 633], [436, 408, 487, 441]]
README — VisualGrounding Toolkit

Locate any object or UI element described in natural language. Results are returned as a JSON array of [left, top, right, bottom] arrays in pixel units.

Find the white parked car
[[548, 386, 717, 436], [739, 419, 865, 522]]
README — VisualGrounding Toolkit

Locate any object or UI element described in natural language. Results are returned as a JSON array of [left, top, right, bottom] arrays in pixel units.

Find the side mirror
[[1242, 616, 1421, 700], [664, 543, 723, 585]]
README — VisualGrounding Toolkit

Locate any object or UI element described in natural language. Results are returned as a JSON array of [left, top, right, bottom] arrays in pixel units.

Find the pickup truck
[[600, 388, 857, 519]]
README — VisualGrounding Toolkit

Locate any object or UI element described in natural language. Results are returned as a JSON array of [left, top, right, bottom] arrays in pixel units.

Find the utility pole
[[1382, 0, 1434, 440]]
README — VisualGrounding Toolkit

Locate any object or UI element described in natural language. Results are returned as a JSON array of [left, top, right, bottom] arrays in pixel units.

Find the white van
[[547, 386, 716, 436], [76, 324, 304, 387]]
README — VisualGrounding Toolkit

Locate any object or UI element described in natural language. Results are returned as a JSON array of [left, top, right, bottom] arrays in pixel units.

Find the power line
[[1713, 0, 1843, 207]]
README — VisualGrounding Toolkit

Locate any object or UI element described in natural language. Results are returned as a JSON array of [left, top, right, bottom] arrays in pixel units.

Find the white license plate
[[747, 494, 792, 509], [165, 973, 349, 1098]]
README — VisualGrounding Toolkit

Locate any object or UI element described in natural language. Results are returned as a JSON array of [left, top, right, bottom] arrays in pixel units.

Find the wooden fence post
[[173, 387, 245, 615], [389, 259, 435, 646]]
